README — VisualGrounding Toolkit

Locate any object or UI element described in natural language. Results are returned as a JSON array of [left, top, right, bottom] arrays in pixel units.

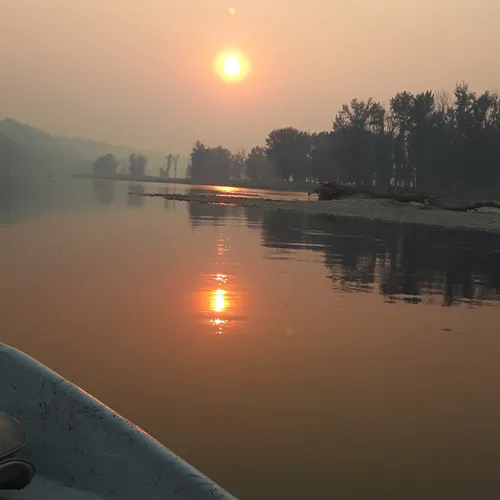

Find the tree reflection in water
[[92, 179, 115, 205], [260, 211, 500, 307], [187, 199, 500, 307]]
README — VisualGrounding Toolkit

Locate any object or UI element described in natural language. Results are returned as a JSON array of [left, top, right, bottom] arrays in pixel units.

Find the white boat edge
[[0, 343, 237, 499]]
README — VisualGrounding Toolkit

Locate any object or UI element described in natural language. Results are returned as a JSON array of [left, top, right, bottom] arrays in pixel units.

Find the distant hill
[[0, 132, 26, 161], [0, 118, 180, 175], [0, 132, 34, 174], [0, 133, 38, 219]]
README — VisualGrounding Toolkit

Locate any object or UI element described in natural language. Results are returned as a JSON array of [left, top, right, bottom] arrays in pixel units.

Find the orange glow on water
[[212, 288, 227, 313]]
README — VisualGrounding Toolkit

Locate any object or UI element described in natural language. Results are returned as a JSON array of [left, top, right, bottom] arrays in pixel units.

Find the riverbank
[[77, 173, 317, 193], [139, 191, 500, 234]]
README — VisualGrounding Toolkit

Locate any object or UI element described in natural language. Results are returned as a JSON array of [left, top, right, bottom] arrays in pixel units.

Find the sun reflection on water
[[217, 242, 225, 258], [196, 237, 243, 335], [212, 288, 227, 313], [209, 275, 229, 334], [210, 317, 227, 335], [217, 186, 238, 194], [215, 273, 228, 284]]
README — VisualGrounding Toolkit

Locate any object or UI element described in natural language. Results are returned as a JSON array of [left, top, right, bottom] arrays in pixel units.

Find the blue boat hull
[[0, 344, 236, 499]]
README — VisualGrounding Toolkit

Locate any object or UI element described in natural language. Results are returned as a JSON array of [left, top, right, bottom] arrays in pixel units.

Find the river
[[1, 175, 500, 499]]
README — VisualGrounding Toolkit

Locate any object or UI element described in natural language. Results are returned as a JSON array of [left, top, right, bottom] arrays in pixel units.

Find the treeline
[[93, 153, 148, 178], [187, 142, 273, 184], [188, 83, 500, 195]]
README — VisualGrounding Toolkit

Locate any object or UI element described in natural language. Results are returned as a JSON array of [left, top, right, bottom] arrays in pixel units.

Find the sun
[[214, 48, 250, 83], [222, 56, 242, 77]]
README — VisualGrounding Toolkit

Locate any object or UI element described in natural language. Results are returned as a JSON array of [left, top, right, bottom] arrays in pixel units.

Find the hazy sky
[[2, 0, 499, 154]]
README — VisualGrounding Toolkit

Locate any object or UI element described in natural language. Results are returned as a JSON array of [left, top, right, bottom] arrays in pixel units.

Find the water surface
[[1, 176, 500, 499]]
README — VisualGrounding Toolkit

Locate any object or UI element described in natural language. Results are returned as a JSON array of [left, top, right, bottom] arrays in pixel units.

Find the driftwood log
[[431, 198, 500, 212], [309, 182, 500, 212]]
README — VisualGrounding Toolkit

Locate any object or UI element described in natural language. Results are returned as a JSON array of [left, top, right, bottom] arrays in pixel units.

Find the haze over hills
[[0, 132, 32, 175], [0, 118, 186, 176]]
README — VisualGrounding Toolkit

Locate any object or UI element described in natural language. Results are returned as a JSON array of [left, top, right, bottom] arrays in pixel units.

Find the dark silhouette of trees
[[408, 91, 435, 191], [324, 83, 500, 196], [309, 132, 334, 182], [230, 150, 246, 180], [390, 91, 414, 187], [265, 127, 311, 182], [245, 146, 273, 181], [188, 141, 232, 183], [93, 153, 119, 177], [128, 153, 148, 178], [331, 98, 389, 187], [183, 82, 499, 195]]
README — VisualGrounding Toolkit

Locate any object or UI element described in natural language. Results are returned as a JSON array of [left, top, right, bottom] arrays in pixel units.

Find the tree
[[188, 141, 208, 180], [408, 91, 435, 192], [451, 83, 499, 190], [128, 153, 148, 178], [212, 146, 232, 181], [427, 90, 454, 191], [332, 98, 387, 186], [309, 132, 335, 182], [93, 153, 119, 177], [245, 146, 273, 181], [265, 127, 311, 182], [390, 92, 414, 187], [188, 141, 232, 183], [230, 150, 246, 180]]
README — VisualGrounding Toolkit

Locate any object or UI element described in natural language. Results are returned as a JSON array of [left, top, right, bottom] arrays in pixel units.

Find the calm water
[[2, 176, 500, 499]]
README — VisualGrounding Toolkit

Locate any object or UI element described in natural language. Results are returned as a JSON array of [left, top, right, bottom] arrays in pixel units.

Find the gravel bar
[[139, 192, 500, 234]]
